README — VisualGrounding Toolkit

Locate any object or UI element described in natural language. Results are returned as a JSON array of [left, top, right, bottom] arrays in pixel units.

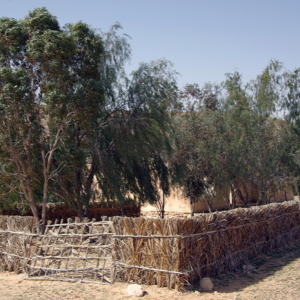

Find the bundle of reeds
[[178, 201, 300, 284], [112, 216, 187, 290], [0, 215, 40, 233], [0, 216, 41, 273]]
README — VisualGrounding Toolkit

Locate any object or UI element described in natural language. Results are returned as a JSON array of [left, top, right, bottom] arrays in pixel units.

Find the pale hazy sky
[[1, 0, 300, 88]]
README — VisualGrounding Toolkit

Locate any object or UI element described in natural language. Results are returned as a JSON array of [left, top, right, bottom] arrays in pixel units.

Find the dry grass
[[113, 201, 300, 290]]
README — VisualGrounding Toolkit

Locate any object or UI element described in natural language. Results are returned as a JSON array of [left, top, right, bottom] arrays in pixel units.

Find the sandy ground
[[1, 241, 300, 300]]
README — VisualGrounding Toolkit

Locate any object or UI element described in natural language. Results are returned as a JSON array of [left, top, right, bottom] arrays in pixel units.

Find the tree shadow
[[187, 240, 300, 294]]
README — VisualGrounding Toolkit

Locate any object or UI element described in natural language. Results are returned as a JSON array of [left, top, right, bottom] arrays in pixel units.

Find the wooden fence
[[111, 200, 300, 290], [1, 200, 300, 291], [28, 218, 115, 284]]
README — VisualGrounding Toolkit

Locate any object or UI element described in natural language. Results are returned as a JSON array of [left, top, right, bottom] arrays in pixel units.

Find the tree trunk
[[190, 197, 195, 217], [161, 190, 165, 219], [82, 164, 96, 219], [75, 170, 84, 219], [258, 190, 267, 206], [28, 199, 39, 219], [42, 181, 48, 232], [26, 184, 40, 219], [236, 188, 248, 208], [284, 190, 288, 202], [202, 195, 213, 213], [76, 195, 84, 219], [83, 205, 90, 219], [220, 188, 231, 210], [230, 186, 237, 209], [41, 196, 47, 233], [42, 155, 49, 231], [297, 183, 300, 201], [16, 161, 39, 218]]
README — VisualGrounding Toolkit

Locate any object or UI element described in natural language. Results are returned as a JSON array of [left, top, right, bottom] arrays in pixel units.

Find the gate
[[28, 218, 115, 284]]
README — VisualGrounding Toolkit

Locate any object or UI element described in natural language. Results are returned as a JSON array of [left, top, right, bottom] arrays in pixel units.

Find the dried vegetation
[[1, 201, 300, 291]]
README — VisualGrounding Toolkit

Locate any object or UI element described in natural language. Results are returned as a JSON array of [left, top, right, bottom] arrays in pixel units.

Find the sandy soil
[[1, 241, 300, 300]]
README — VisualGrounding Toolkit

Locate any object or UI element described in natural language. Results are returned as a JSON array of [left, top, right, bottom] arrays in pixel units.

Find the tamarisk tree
[[0, 8, 177, 220]]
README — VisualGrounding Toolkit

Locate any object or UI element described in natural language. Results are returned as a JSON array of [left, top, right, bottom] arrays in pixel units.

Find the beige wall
[[194, 193, 229, 212], [141, 188, 190, 216], [141, 185, 295, 217], [235, 184, 294, 205], [141, 187, 229, 216]]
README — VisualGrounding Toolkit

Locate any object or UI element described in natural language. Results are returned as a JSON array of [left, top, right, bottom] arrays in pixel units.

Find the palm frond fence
[[1, 200, 300, 291]]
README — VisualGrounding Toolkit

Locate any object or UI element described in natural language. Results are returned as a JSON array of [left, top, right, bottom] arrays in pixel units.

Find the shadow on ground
[[188, 240, 300, 295]]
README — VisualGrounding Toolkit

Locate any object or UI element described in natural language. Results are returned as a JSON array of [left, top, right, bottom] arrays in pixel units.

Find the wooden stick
[[0, 230, 39, 236], [38, 244, 112, 249], [29, 266, 111, 272], [33, 255, 111, 260], [25, 277, 111, 284], [1, 252, 32, 261], [114, 262, 188, 275], [46, 221, 113, 227]]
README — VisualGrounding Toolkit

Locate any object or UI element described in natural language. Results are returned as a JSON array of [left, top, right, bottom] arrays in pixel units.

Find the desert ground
[[1, 240, 300, 300]]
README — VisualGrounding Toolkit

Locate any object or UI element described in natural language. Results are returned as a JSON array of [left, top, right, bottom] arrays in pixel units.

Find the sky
[[1, 0, 300, 88]]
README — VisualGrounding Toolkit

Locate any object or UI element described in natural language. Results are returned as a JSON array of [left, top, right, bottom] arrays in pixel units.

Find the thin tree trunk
[[12, 146, 39, 218], [220, 188, 231, 210], [190, 197, 195, 217], [231, 185, 237, 209], [237, 188, 248, 208], [161, 190, 165, 219], [40, 123, 63, 229], [297, 183, 300, 201], [202, 195, 213, 213], [83, 164, 96, 219], [28, 199, 39, 219], [75, 170, 84, 219], [233, 193, 237, 208], [258, 190, 266, 206], [27, 188, 39, 219], [75, 195, 84, 219], [284, 190, 288, 202], [41, 179, 49, 232]]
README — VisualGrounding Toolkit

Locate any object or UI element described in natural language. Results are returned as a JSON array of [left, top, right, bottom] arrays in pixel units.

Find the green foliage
[[0, 7, 299, 219], [170, 83, 225, 212], [0, 7, 179, 219], [172, 62, 296, 211]]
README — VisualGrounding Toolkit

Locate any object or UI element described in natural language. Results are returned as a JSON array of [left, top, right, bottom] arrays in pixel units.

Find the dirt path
[[1, 241, 300, 299]]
